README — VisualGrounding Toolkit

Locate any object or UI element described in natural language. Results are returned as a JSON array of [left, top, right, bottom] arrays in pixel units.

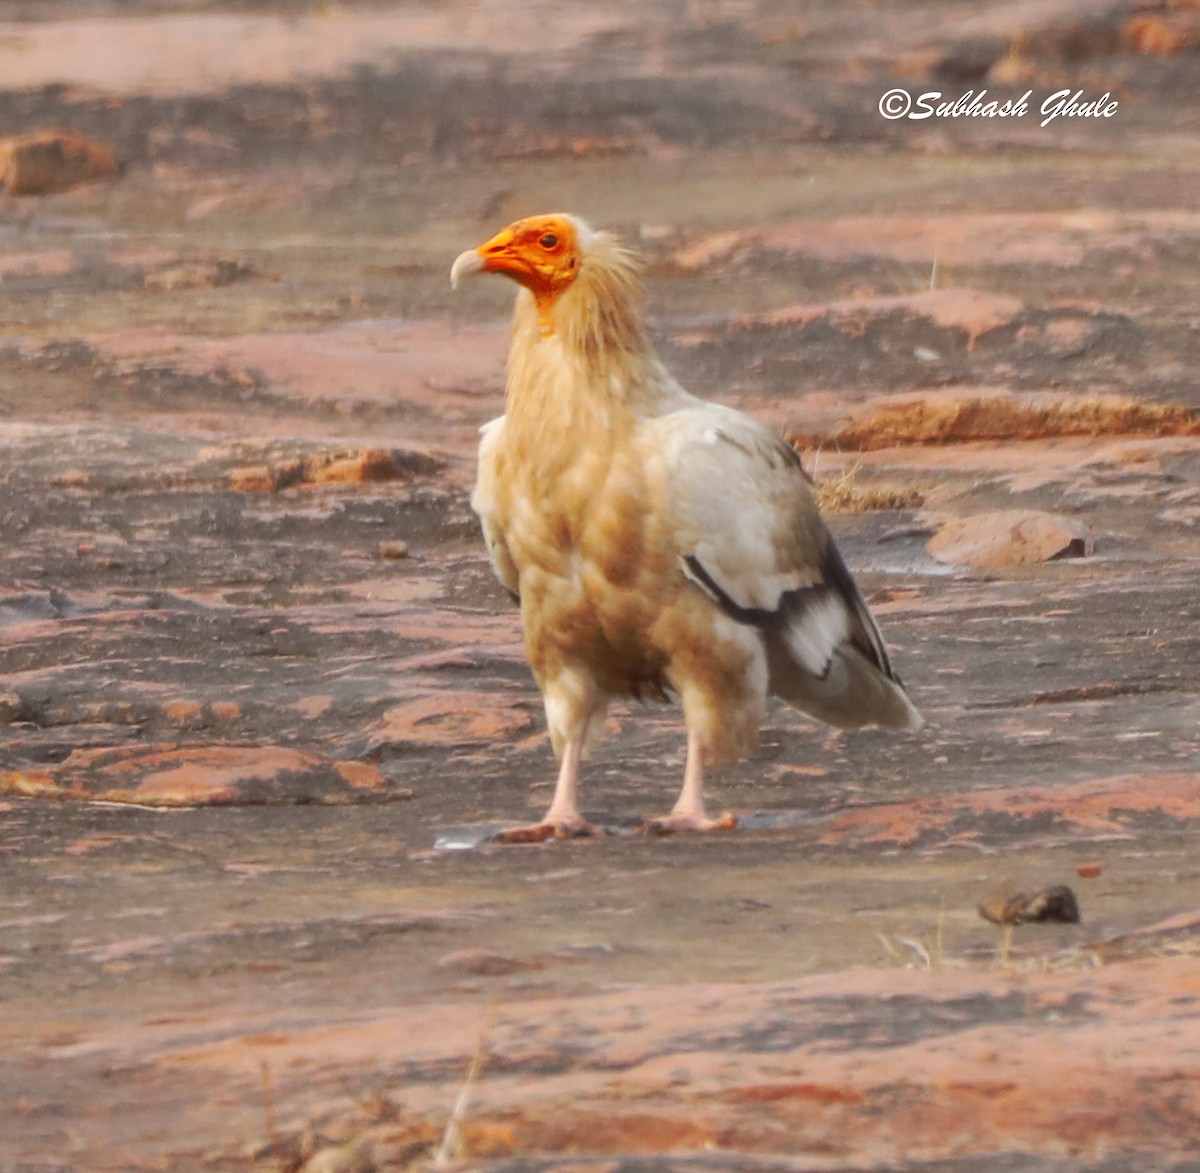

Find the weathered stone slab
[[926, 509, 1094, 569], [0, 127, 120, 195], [0, 743, 390, 806]]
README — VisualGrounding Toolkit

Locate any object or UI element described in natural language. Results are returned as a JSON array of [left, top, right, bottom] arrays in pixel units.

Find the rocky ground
[[2, 1, 1200, 1170]]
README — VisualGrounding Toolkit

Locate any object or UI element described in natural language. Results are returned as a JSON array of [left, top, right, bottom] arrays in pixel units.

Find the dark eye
[[539, 233, 558, 249]]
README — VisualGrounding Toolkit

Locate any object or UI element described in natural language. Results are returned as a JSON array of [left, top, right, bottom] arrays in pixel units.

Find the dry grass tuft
[[433, 1029, 489, 1166], [811, 455, 926, 513]]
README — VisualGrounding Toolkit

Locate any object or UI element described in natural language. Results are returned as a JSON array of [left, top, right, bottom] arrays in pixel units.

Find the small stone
[[0, 128, 121, 196], [143, 258, 255, 292], [305, 448, 401, 485], [230, 448, 442, 494], [0, 690, 25, 724], [379, 540, 408, 560], [979, 885, 1081, 926], [979, 895, 1021, 925], [162, 700, 204, 725], [934, 36, 1002, 84], [437, 947, 540, 976], [332, 760, 387, 794], [300, 1140, 374, 1173], [230, 465, 281, 493], [229, 462, 304, 493], [1124, 12, 1200, 56], [0, 769, 58, 798], [927, 510, 1093, 569]]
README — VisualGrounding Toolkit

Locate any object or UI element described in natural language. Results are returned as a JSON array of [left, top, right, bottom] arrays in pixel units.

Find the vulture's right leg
[[494, 670, 605, 844], [495, 737, 599, 842]]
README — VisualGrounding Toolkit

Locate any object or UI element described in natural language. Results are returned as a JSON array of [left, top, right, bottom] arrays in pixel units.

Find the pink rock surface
[[820, 771, 1200, 847], [0, 744, 389, 806], [88, 320, 506, 433], [0, 9, 627, 95], [122, 957, 1200, 1165], [676, 211, 1200, 271]]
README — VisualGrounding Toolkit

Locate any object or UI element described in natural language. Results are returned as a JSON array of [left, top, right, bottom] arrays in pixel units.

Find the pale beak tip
[[450, 248, 485, 290]]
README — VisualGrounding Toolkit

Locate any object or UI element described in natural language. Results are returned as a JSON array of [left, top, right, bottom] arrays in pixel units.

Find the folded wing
[[472, 415, 520, 602], [656, 404, 921, 731]]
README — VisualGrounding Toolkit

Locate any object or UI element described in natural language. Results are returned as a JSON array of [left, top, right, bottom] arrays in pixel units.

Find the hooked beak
[[449, 248, 485, 290]]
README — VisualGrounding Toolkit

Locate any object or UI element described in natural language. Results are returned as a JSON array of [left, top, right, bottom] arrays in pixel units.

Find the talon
[[554, 819, 603, 839], [639, 810, 738, 836], [494, 817, 602, 844], [494, 824, 558, 845]]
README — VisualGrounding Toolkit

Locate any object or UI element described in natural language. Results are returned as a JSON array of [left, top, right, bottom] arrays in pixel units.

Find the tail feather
[[767, 639, 923, 731]]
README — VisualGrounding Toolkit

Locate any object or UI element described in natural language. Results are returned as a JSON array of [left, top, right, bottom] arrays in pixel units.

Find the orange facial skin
[[454, 214, 583, 330]]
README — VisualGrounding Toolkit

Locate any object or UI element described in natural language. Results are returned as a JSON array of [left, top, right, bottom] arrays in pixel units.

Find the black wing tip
[[684, 541, 904, 687], [816, 539, 900, 681]]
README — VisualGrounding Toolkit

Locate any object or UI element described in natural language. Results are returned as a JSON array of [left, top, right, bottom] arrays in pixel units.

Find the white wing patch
[[782, 591, 850, 679]]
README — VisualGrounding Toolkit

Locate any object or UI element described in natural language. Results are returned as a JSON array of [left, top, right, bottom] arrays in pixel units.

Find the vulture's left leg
[[641, 732, 737, 835]]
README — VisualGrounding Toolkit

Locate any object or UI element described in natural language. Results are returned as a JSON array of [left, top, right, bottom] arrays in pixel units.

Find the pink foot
[[640, 810, 738, 836], [494, 816, 602, 844]]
